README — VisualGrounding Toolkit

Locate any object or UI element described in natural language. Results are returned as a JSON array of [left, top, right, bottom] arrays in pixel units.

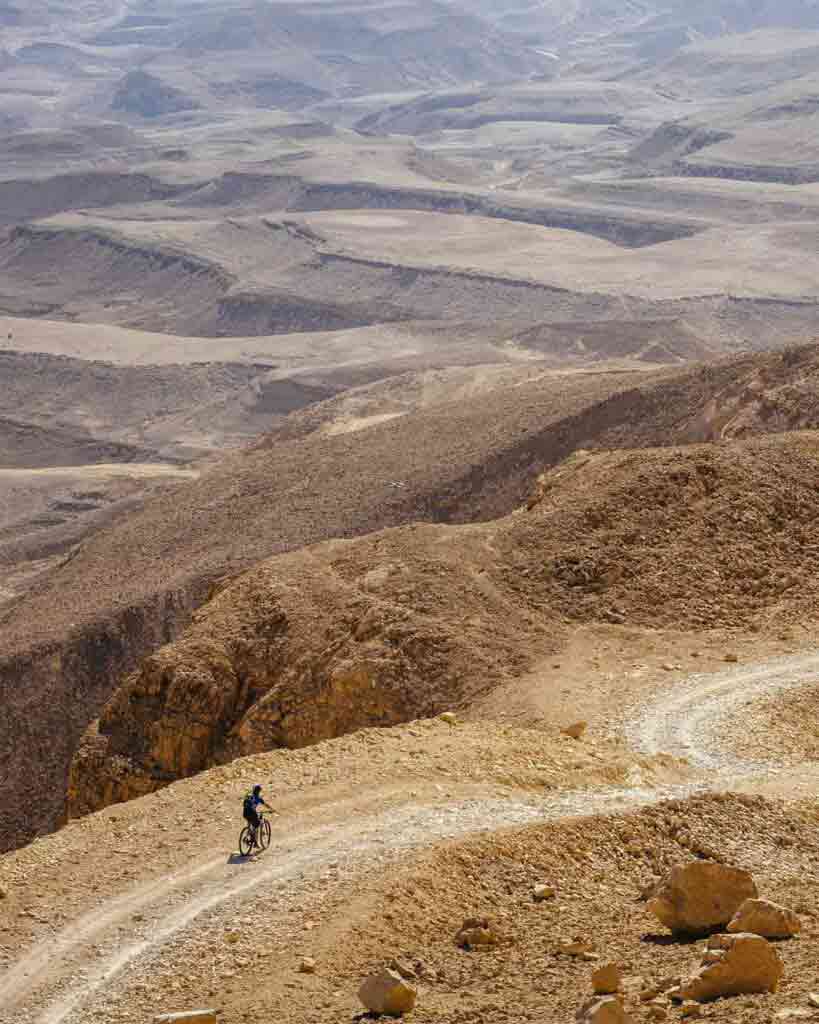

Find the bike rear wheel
[[258, 817, 272, 851], [239, 825, 254, 857]]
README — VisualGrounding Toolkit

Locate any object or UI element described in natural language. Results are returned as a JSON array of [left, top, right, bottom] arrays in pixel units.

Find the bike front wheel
[[239, 826, 254, 857], [258, 817, 272, 851]]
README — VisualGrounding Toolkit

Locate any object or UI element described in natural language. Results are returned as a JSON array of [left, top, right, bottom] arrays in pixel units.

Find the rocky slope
[[268, 341, 819, 448], [0, 366, 641, 851], [0, 416, 153, 468], [68, 429, 819, 816], [725, 680, 819, 765], [111, 71, 200, 119], [305, 792, 819, 1024], [7, 343, 819, 848]]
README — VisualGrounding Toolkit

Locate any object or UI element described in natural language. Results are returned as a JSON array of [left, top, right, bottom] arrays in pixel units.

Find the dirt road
[[2, 650, 818, 1024], [630, 649, 819, 792]]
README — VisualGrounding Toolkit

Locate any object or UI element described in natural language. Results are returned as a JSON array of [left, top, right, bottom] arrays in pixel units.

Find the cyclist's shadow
[[226, 851, 257, 864]]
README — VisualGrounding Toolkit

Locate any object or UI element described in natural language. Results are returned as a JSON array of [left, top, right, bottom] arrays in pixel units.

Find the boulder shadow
[[641, 932, 704, 946]]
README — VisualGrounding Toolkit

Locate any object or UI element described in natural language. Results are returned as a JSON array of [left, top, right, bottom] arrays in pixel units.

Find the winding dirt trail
[[3, 650, 819, 1024], [629, 648, 819, 780], [3, 788, 689, 1024]]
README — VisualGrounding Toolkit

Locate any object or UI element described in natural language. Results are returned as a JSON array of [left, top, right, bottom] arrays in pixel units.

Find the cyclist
[[242, 784, 271, 848]]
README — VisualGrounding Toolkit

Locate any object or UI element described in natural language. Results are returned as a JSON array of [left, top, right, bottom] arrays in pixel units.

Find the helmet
[[252, 784, 262, 794]]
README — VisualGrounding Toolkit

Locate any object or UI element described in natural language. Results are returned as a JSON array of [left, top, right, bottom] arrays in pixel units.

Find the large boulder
[[677, 932, 784, 1002], [358, 968, 417, 1016], [727, 898, 801, 938], [647, 861, 758, 935], [577, 995, 633, 1023]]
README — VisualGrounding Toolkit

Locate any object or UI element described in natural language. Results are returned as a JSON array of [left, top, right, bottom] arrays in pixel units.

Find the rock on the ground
[[576, 995, 633, 1023], [558, 935, 596, 956], [533, 883, 556, 902], [680, 1002, 701, 1018], [299, 957, 317, 974], [593, 962, 622, 994], [677, 932, 784, 1002], [388, 957, 416, 980], [563, 721, 588, 740], [358, 968, 417, 1016], [647, 860, 758, 934], [456, 916, 498, 948], [640, 977, 680, 1002], [727, 898, 801, 938], [155, 1013, 216, 1024], [439, 712, 458, 725], [810, 993, 819, 1008]]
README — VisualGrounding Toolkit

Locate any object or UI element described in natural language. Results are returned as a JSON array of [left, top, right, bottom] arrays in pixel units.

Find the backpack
[[242, 793, 255, 817]]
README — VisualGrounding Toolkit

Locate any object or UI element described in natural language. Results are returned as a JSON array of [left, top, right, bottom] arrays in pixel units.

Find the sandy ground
[[0, 464, 198, 481]]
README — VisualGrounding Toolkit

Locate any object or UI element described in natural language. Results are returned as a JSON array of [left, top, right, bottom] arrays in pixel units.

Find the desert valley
[[2, 3, 819, 1023]]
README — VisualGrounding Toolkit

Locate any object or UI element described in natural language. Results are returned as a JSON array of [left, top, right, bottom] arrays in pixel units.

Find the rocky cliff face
[[0, 584, 200, 851], [68, 528, 556, 816]]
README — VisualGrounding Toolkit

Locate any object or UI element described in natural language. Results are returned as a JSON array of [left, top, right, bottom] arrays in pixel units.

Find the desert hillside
[[4, 6, 819, 1024], [5, 343, 819, 849], [66, 429, 819, 817]]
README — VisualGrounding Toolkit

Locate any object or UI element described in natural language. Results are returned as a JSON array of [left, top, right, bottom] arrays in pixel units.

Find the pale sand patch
[[324, 411, 405, 435], [0, 464, 199, 481]]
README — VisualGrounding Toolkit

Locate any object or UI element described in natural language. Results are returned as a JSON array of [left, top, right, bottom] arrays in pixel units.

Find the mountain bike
[[239, 810, 271, 856]]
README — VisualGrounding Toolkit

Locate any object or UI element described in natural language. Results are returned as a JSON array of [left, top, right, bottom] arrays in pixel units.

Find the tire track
[[629, 649, 819, 777]]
